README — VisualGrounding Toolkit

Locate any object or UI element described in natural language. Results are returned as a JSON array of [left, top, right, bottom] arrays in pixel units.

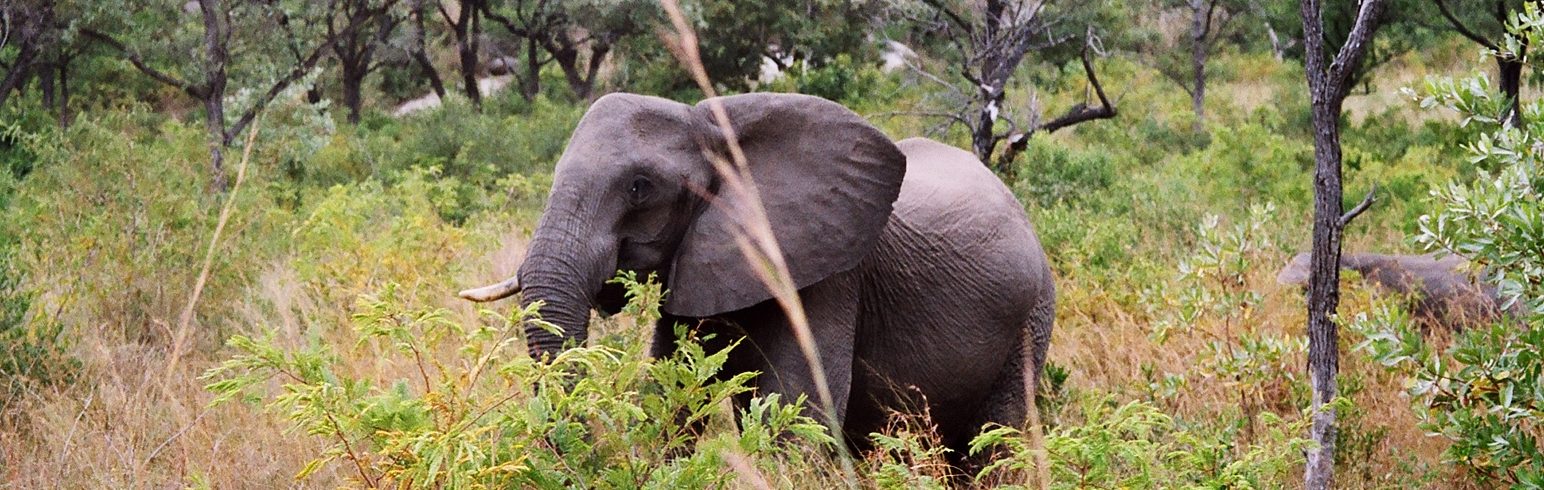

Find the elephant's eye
[[628, 176, 654, 202]]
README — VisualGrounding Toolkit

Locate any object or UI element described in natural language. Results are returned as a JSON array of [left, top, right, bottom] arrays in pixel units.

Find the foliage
[[1352, 9, 1544, 485], [0, 120, 76, 414], [1145, 203, 1307, 427], [6, 112, 284, 342], [204, 274, 835, 488], [970, 396, 1311, 489]]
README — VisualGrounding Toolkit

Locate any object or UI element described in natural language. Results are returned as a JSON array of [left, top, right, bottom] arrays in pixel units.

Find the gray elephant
[[1277, 252, 1510, 330], [459, 92, 1055, 461]]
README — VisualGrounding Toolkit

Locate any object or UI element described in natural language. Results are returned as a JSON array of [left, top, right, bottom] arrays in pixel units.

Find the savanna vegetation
[[1, 0, 1541, 488]]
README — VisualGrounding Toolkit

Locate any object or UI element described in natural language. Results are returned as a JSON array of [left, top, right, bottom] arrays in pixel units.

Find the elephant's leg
[[729, 272, 859, 436], [961, 297, 1055, 475]]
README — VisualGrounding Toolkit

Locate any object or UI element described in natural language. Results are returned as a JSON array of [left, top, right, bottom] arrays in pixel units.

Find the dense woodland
[[1, 0, 1543, 488]]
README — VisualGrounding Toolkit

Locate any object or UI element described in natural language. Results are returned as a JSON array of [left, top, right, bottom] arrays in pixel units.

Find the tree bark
[[522, 37, 540, 100], [1190, 0, 1215, 132], [56, 57, 70, 127], [37, 62, 54, 110], [0, 19, 40, 108], [341, 62, 366, 123]]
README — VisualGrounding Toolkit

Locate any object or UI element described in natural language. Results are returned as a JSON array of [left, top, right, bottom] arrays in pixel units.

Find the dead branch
[[1339, 184, 1378, 227], [1037, 42, 1116, 134]]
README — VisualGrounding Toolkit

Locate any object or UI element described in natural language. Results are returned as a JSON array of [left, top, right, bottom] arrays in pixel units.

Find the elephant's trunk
[[516, 208, 618, 359]]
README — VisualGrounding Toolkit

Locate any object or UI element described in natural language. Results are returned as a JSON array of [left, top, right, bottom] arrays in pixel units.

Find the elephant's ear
[[665, 93, 907, 317]]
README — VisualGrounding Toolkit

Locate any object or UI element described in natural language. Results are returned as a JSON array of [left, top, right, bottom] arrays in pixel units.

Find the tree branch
[[868, 110, 972, 128], [921, 0, 974, 35], [1037, 41, 1116, 134], [1327, 0, 1388, 99], [80, 28, 207, 99], [1339, 184, 1377, 227], [1201, 0, 1221, 38], [1433, 0, 1500, 50]]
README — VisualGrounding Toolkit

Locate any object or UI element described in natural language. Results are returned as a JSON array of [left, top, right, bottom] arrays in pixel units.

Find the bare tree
[[900, 0, 1117, 171], [1297, 0, 1386, 488]]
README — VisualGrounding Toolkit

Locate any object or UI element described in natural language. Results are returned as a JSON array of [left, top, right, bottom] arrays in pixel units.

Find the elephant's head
[[460, 93, 907, 357]]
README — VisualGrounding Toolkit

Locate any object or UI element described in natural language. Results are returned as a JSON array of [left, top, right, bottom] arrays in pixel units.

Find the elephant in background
[[1277, 252, 1514, 330], [460, 92, 1055, 463]]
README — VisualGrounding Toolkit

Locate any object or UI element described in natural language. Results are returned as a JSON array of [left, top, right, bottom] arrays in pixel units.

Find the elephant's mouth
[[618, 237, 672, 269]]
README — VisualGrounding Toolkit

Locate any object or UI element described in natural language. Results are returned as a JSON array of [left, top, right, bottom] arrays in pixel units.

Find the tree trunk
[[57, 58, 71, 127], [0, 42, 37, 109], [521, 37, 540, 100], [1498, 56, 1523, 127], [1297, 0, 1385, 487], [453, 0, 481, 108], [38, 63, 55, 110], [1190, 1, 1210, 132], [574, 42, 610, 100], [200, 0, 231, 192], [971, 96, 999, 164], [1302, 87, 1345, 490], [342, 60, 366, 124], [410, 0, 447, 98]]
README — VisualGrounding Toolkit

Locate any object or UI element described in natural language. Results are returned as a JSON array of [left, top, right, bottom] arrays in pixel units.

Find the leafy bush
[[1012, 137, 1116, 209], [1144, 203, 1307, 432], [205, 273, 835, 488], [1353, 9, 1544, 485], [970, 395, 1311, 489], [7, 113, 285, 344]]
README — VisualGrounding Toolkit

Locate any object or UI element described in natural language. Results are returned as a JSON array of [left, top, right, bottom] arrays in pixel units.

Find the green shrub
[[8, 113, 284, 344], [1354, 11, 1544, 486], [969, 395, 1311, 489], [1012, 138, 1116, 209], [205, 273, 836, 488]]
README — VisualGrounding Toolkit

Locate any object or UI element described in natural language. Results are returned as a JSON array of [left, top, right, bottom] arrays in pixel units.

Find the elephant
[[459, 92, 1055, 464], [1276, 252, 1513, 331]]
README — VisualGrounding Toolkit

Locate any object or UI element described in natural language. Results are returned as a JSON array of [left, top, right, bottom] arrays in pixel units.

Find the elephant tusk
[[458, 276, 522, 302]]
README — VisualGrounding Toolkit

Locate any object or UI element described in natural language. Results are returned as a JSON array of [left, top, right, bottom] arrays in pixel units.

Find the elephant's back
[[884, 137, 1050, 293]]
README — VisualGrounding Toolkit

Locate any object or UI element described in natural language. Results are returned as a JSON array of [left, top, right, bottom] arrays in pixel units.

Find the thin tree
[[0, 0, 52, 109], [1152, 0, 1235, 131], [439, 0, 482, 107], [481, 0, 559, 101], [1297, 0, 1386, 487]]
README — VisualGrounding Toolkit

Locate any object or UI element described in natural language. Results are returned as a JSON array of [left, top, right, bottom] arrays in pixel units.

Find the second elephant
[[1277, 252, 1512, 330]]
